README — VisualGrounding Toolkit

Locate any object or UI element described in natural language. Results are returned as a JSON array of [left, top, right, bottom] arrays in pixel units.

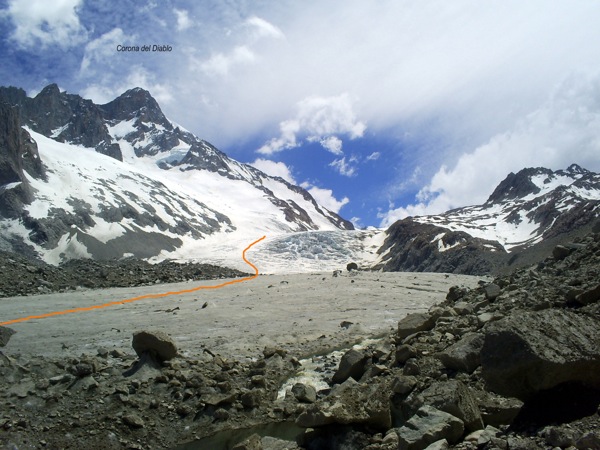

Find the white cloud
[[303, 184, 349, 214], [250, 158, 296, 183], [3, 0, 86, 48], [198, 45, 255, 76], [258, 93, 366, 154], [174, 8, 192, 31], [378, 73, 600, 227], [80, 28, 128, 74], [366, 151, 380, 161], [319, 136, 343, 155], [246, 16, 284, 40], [329, 156, 358, 177]]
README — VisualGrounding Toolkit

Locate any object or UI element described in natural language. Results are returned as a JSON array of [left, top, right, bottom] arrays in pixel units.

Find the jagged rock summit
[[0, 84, 353, 264]]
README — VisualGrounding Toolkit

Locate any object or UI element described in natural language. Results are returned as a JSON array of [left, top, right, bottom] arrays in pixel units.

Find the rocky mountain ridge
[[376, 164, 600, 275], [0, 84, 352, 264]]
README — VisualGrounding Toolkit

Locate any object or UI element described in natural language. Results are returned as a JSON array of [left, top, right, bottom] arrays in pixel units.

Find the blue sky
[[1, 0, 600, 228]]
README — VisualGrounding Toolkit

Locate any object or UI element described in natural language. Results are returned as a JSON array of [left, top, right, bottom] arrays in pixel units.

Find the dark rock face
[[0, 326, 16, 347], [0, 102, 45, 218], [480, 309, 600, 399], [376, 219, 506, 275]]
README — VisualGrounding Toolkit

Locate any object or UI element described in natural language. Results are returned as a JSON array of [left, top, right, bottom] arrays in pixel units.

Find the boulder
[[0, 326, 15, 347], [483, 283, 501, 300], [296, 379, 391, 430], [394, 405, 464, 450], [332, 348, 369, 384], [480, 309, 600, 399], [291, 383, 317, 403], [232, 433, 263, 450], [552, 244, 572, 260], [132, 330, 177, 361], [574, 283, 600, 305], [436, 333, 484, 374], [413, 381, 484, 432], [472, 389, 523, 427], [397, 313, 436, 340]]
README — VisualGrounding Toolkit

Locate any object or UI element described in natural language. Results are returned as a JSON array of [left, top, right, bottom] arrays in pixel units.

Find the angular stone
[[483, 283, 501, 301], [552, 244, 571, 260], [424, 440, 449, 450], [397, 313, 436, 340], [436, 333, 484, 374], [0, 326, 16, 347], [132, 330, 177, 361], [332, 348, 369, 384], [418, 381, 484, 432], [473, 389, 523, 427], [232, 433, 262, 450], [291, 383, 317, 403], [481, 309, 600, 399], [122, 413, 145, 428], [574, 283, 600, 305], [296, 379, 391, 430], [395, 405, 464, 450], [395, 344, 417, 365]]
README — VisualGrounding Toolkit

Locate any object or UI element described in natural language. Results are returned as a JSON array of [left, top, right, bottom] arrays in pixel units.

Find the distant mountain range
[[375, 164, 600, 274], [0, 84, 598, 274]]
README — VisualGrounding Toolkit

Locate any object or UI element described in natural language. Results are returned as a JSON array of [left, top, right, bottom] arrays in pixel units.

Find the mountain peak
[[486, 167, 551, 204], [565, 163, 588, 175], [101, 87, 168, 125], [37, 83, 60, 97]]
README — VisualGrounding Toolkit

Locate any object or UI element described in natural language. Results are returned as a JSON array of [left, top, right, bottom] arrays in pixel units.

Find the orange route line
[[0, 235, 267, 327]]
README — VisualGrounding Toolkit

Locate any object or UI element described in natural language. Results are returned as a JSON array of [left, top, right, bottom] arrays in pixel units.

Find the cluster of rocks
[[0, 250, 250, 297], [1, 230, 599, 449], [287, 230, 600, 449]]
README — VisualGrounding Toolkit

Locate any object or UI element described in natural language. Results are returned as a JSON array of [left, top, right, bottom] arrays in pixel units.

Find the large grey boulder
[[132, 330, 177, 361], [480, 309, 600, 399], [436, 333, 484, 374], [397, 313, 436, 340], [0, 326, 16, 347], [296, 378, 391, 430], [395, 405, 464, 450], [417, 381, 484, 432], [332, 348, 369, 384]]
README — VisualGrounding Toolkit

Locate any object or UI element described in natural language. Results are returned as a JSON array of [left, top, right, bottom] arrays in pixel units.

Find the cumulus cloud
[[378, 73, 600, 227], [302, 184, 349, 213], [366, 151, 380, 161], [174, 8, 192, 31], [250, 158, 296, 183], [329, 156, 358, 177], [318, 136, 343, 155], [3, 0, 86, 48], [258, 93, 366, 154], [80, 28, 129, 74]]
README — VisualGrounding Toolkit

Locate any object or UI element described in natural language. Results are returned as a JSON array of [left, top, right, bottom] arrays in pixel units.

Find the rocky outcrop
[[0, 102, 45, 218], [480, 309, 600, 399], [292, 230, 600, 449]]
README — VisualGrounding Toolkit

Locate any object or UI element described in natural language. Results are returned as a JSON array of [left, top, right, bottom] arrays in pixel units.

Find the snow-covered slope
[[0, 84, 353, 267]]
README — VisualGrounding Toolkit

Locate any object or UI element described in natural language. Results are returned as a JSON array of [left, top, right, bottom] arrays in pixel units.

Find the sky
[[1, 0, 600, 228]]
